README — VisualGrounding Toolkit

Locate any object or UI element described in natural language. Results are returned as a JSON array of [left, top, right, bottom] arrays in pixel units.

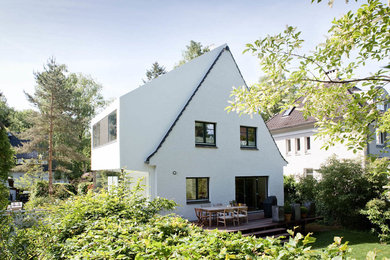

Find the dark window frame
[[186, 177, 210, 204], [195, 121, 216, 146], [296, 138, 301, 152], [240, 126, 257, 148], [92, 110, 117, 148], [305, 136, 311, 151]]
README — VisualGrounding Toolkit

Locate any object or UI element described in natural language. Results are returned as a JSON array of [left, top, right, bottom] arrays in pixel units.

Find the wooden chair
[[194, 208, 209, 226], [236, 207, 248, 225], [217, 208, 238, 227]]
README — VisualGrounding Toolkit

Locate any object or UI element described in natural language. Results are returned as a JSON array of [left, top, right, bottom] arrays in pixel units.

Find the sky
[[0, 0, 364, 110]]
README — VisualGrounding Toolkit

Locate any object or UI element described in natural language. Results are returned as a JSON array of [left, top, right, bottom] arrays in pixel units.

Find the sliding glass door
[[235, 176, 268, 211]]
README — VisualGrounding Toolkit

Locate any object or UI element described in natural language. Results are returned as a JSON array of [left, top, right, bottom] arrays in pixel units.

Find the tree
[[8, 109, 35, 133], [0, 92, 15, 209], [143, 62, 167, 83], [227, 0, 390, 152], [22, 59, 105, 194], [176, 40, 210, 67]]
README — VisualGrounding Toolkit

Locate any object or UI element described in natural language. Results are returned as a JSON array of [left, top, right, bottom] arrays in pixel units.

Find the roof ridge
[[145, 46, 229, 163]]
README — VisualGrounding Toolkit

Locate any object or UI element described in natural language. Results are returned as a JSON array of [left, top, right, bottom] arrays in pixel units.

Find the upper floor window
[[305, 136, 311, 152], [195, 121, 216, 146], [92, 110, 117, 148], [286, 139, 291, 154], [376, 130, 386, 146], [295, 138, 301, 153], [240, 126, 256, 148]]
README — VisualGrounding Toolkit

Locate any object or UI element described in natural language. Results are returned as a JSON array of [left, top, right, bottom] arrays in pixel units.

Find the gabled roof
[[266, 97, 317, 131], [113, 44, 244, 167], [8, 132, 38, 160]]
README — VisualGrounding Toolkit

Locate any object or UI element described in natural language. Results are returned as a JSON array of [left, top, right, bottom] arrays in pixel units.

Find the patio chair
[[194, 208, 209, 226], [236, 207, 248, 224], [217, 208, 238, 227]]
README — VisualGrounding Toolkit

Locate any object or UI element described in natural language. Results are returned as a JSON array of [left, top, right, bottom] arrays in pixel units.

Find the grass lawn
[[307, 224, 390, 259]]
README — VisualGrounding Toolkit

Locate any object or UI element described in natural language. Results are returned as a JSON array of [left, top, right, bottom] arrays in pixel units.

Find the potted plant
[[284, 203, 292, 222], [301, 206, 308, 218]]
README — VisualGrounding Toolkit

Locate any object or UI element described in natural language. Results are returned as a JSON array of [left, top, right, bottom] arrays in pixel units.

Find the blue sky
[[0, 0, 363, 110]]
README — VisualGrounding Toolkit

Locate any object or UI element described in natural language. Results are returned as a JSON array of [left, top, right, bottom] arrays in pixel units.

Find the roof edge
[[145, 46, 229, 163]]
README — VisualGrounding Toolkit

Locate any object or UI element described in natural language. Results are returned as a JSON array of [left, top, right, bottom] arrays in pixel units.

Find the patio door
[[235, 176, 268, 211]]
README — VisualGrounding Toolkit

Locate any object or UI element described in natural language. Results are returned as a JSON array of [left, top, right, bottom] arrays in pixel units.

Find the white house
[[266, 96, 390, 179], [91, 44, 286, 220]]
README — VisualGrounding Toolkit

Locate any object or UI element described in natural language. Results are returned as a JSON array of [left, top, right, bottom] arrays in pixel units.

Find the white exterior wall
[[150, 51, 286, 220], [273, 127, 364, 179], [91, 99, 120, 171]]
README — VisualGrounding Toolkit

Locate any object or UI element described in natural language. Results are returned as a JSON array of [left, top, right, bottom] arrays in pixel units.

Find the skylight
[[282, 107, 295, 117]]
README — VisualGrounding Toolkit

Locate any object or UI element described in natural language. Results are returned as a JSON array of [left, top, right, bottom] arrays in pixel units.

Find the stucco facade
[[91, 45, 286, 220]]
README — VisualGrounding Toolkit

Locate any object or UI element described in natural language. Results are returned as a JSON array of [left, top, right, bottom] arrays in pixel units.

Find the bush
[[316, 157, 380, 228], [31, 180, 76, 200], [284, 175, 298, 203], [77, 181, 93, 195], [362, 196, 390, 243], [29, 182, 351, 259]]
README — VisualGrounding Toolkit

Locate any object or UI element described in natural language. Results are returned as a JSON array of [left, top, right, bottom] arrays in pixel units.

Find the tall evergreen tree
[[144, 62, 167, 83], [23, 58, 82, 194]]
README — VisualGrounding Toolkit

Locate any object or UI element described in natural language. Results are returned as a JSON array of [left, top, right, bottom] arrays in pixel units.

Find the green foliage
[[0, 214, 39, 260], [29, 180, 76, 202], [284, 175, 299, 203], [284, 175, 318, 204], [144, 62, 166, 83], [77, 181, 93, 195], [176, 40, 210, 67], [8, 109, 35, 133], [316, 157, 385, 228], [361, 196, 390, 243], [0, 127, 14, 181], [228, 0, 390, 151]]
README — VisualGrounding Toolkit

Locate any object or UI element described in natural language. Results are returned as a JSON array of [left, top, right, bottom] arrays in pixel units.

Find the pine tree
[[23, 58, 84, 194], [144, 62, 167, 83]]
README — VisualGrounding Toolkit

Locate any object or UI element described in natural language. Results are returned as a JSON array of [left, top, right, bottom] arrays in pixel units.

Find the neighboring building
[[266, 96, 390, 179], [8, 132, 67, 184], [91, 44, 286, 220]]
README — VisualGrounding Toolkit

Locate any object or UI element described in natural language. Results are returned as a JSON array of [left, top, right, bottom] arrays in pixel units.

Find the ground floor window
[[186, 177, 209, 203], [235, 176, 268, 211]]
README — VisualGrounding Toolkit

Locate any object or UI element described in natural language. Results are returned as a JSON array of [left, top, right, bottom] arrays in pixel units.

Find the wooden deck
[[201, 216, 323, 238]]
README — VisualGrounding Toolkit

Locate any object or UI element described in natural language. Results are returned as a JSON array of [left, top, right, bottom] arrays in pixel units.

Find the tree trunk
[[48, 92, 54, 195]]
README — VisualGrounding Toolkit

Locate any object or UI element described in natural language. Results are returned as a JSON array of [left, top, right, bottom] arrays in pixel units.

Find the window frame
[[295, 138, 301, 153], [286, 139, 292, 155], [195, 121, 216, 147], [305, 136, 311, 153], [186, 177, 210, 204], [92, 110, 117, 148], [376, 129, 386, 146], [240, 126, 257, 149]]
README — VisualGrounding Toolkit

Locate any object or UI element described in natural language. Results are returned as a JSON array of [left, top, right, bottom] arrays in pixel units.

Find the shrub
[[77, 181, 93, 195], [296, 176, 318, 203], [284, 175, 298, 203], [362, 196, 390, 243], [316, 157, 377, 228]]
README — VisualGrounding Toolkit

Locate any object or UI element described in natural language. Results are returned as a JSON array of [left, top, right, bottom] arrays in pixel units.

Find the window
[[195, 121, 215, 146], [296, 138, 301, 152], [186, 177, 209, 203], [92, 110, 117, 148], [93, 122, 100, 147], [282, 107, 295, 117], [305, 136, 311, 152], [240, 126, 257, 148], [108, 111, 117, 142], [286, 139, 291, 154], [304, 168, 314, 178], [376, 130, 386, 146]]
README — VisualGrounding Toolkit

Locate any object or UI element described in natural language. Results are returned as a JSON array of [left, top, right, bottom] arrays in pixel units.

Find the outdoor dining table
[[195, 205, 248, 226]]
